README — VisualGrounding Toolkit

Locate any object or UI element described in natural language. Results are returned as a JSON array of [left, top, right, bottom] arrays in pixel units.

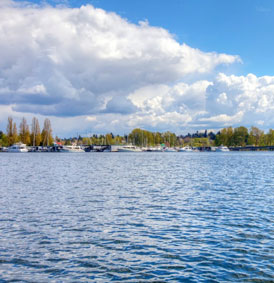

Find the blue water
[[0, 152, 273, 282]]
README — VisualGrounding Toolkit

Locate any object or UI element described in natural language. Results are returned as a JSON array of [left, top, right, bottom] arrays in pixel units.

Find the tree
[[232, 126, 248, 146], [215, 127, 234, 146], [6, 116, 18, 146], [31, 117, 41, 146], [266, 129, 274, 146], [82, 137, 91, 145], [155, 132, 162, 145], [41, 118, 53, 146], [248, 126, 264, 146], [19, 117, 30, 145], [106, 133, 114, 145], [0, 132, 8, 147], [114, 135, 122, 145]]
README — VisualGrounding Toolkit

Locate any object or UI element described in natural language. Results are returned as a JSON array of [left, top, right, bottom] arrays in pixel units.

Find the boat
[[62, 145, 85, 152], [118, 145, 142, 152], [165, 148, 177, 152], [216, 145, 230, 152], [178, 146, 193, 152], [8, 143, 28, 153], [149, 147, 164, 152]]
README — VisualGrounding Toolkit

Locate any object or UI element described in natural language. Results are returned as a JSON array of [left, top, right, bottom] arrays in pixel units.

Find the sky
[[1, 0, 274, 137]]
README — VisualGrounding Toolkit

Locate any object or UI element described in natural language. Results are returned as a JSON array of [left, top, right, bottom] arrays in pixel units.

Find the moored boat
[[8, 143, 28, 153], [163, 147, 177, 152], [118, 145, 142, 152], [149, 147, 164, 152], [216, 145, 230, 152], [178, 146, 193, 152], [62, 145, 85, 152]]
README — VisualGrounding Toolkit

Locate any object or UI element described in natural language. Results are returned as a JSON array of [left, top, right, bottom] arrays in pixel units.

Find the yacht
[[163, 147, 177, 152], [178, 146, 193, 152], [8, 143, 28, 153], [149, 147, 164, 152], [118, 145, 142, 152], [216, 145, 230, 152], [62, 145, 85, 153]]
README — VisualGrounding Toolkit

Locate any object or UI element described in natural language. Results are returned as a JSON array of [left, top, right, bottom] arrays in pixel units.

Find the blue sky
[[1, 0, 274, 136], [98, 0, 274, 77], [21, 0, 274, 76]]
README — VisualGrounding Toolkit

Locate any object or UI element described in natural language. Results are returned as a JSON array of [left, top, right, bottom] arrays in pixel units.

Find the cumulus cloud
[[0, 1, 238, 120], [199, 112, 244, 125], [2, 1, 274, 135], [103, 96, 139, 115], [198, 73, 274, 129]]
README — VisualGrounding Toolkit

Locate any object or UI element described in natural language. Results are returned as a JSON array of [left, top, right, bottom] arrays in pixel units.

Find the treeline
[[68, 128, 216, 147], [63, 133, 124, 146], [75, 127, 274, 147], [127, 128, 215, 147], [215, 126, 274, 146], [0, 117, 53, 147], [2, 120, 274, 148]]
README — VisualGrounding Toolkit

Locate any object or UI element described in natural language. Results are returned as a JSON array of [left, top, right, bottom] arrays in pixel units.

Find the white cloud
[[2, 1, 274, 135], [199, 112, 244, 124], [0, 1, 238, 120], [202, 73, 274, 129]]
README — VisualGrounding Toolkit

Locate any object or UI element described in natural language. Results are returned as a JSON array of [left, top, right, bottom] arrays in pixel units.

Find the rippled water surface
[[0, 152, 273, 282]]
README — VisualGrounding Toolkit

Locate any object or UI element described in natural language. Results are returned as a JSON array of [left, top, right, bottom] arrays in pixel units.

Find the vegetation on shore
[[1, 117, 274, 148], [0, 116, 53, 147]]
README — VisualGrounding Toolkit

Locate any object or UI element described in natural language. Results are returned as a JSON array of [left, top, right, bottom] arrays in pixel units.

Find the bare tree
[[42, 118, 53, 146], [31, 117, 41, 146], [19, 117, 30, 145], [6, 116, 18, 146]]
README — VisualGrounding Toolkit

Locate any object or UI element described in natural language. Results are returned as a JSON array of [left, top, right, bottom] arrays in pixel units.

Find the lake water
[[0, 152, 273, 282]]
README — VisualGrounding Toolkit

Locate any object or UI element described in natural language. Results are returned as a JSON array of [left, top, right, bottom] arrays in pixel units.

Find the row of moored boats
[[1, 143, 230, 153], [110, 145, 229, 152], [1, 143, 86, 153]]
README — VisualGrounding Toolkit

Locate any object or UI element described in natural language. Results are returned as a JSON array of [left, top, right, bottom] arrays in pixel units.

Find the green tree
[[247, 126, 264, 146], [266, 129, 274, 146], [0, 131, 9, 147], [106, 133, 114, 145], [114, 135, 123, 145], [193, 137, 210, 147], [128, 128, 143, 146], [215, 127, 234, 146], [82, 137, 91, 145], [155, 132, 162, 145], [232, 126, 248, 146]]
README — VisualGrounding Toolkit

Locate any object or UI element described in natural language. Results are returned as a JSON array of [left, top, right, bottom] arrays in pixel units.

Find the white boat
[[178, 146, 193, 152], [149, 147, 164, 152], [8, 143, 28, 153], [118, 145, 142, 152], [216, 145, 230, 152], [142, 147, 163, 152], [163, 147, 177, 152], [62, 145, 85, 152]]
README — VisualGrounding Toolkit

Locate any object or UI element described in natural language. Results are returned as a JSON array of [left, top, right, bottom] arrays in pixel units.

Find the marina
[[3, 143, 274, 153], [1, 1, 274, 282]]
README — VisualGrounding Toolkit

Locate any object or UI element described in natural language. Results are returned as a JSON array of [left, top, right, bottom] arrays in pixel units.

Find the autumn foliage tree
[[31, 117, 41, 146], [6, 116, 18, 146], [19, 117, 31, 145], [41, 118, 53, 146]]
